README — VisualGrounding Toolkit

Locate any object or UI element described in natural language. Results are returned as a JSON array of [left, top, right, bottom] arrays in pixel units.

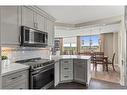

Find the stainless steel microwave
[[20, 26, 48, 47]]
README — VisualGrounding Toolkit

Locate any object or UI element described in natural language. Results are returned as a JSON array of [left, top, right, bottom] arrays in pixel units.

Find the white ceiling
[[38, 6, 124, 24]]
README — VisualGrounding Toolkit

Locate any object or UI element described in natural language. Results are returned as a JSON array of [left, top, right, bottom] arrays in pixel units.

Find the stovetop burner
[[15, 57, 54, 70]]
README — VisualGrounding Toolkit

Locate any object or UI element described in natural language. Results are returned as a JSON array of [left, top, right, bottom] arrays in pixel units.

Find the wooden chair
[[92, 52, 105, 71], [107, 53, 116, 71]]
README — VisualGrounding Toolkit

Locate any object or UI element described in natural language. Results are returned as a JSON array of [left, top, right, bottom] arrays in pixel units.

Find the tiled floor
[[91, 64, 120, 83], [54, 79, 126, 89]]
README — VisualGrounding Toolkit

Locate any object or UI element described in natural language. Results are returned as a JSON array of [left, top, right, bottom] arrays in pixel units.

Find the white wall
[[55, 24, 120, 38]]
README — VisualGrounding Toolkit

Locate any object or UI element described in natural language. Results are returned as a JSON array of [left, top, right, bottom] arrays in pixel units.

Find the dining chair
[[93, 52, 105, 71], [107, 53, 116, 71]]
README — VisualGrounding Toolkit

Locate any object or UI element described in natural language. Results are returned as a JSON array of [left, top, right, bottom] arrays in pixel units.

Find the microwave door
[[34, 32, 42, 44]]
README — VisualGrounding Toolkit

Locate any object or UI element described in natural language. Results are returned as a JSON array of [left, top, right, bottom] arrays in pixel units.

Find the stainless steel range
[[16, 58, 54, 89]]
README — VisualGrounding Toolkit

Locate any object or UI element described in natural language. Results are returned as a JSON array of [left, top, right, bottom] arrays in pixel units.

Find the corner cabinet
[[0, 6, 20, 46], [74, 59, 87, 83], [55, 58, 91, 86]]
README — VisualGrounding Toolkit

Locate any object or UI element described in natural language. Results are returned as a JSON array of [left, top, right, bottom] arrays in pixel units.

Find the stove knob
[[34, 65, 37, 68], [38, 64, 40, 67]]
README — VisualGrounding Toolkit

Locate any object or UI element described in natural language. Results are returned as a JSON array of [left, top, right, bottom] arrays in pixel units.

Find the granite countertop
[[51, 55, 91, 62], [1, 63, 29, 76]]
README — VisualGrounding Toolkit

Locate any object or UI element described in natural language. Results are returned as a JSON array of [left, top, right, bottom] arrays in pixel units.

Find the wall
[[1, 47, 50, 63], [55, 23, 120, 38], [103, 33, 113, 61], [101, 33, 118, 65]]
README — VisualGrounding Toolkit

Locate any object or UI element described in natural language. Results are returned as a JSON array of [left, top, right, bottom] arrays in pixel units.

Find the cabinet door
[[55, 61, 59, 86], [4, 80, 28, 89], [36, 14, 45, 31], [1, 6, 19, 45], [22, 7, 34, 28], [45, 19, 54, 46], [60, 59, 73, 81], [74, 59, 87, 83]]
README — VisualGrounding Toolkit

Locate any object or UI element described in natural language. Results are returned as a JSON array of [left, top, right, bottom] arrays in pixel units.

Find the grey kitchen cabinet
[[60, 59, 73, 81], [55, 60, 60, 86], [56, 57, 91, 86], [74, 59, 87, 83], [0, 6, 20, 45], [0, 6, 55, 46], [21, 6, 34, 28], [45, 19, 54, 46], [36, 13, 45, 31], [22, 7, 45, 31], [2, 70, 29, 89]]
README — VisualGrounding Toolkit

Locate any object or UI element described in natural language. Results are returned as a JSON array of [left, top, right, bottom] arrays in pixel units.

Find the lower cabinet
[[57, 59, 91, 86], [60, 59, 73, 81], [2, 70, 29, 89], [74, 59, 87, 83]]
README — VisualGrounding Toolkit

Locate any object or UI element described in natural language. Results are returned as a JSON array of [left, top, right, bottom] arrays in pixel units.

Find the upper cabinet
[[0, 6, 20, 45], [22, 7, 34, 28], [45, 19, 54, 46], [22, 7, 45, 32], [35, 13, 45, 31], [0, 6, 55, 47]]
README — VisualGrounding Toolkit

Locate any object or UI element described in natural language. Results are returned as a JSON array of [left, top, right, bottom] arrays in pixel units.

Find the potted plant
[[1, 56, 8, 67]]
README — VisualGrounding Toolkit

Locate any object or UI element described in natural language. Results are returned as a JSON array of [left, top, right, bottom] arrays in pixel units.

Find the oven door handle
[[32, 67, 54, 76]]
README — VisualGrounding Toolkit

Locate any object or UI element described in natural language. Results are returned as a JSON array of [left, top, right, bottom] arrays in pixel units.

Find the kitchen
[[0, 6, 91, 89], [0, 6, 127, 89]]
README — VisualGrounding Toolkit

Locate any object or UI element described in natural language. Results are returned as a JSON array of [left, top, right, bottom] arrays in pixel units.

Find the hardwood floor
[[91, 64, 120, 83], [54, 79, 126, 89]]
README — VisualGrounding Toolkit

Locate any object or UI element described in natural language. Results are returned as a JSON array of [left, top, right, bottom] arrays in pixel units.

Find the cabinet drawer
[[61, 59, 73, 64], [73, 59, 85, 64], [2, 70, 28, 87], [61, 62, 73, 71], [61, 71, 73, 81], [4, 80, 28, 89]]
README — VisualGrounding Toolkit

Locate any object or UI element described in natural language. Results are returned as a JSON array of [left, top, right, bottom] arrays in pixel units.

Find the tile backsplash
[[2, 47, 50, 62]]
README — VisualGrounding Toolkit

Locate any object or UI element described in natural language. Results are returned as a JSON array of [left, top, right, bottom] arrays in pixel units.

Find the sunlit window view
[[62, 35, 100, 55], [63, 37, 77, 55], [80, 35, 100, 53]]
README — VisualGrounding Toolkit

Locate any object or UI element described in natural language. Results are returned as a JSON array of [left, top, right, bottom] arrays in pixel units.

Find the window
[[80, 35, 100, 53], [63, 37, 77, 55]]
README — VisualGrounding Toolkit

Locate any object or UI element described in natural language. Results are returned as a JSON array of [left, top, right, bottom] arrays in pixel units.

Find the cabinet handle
[[34, 23, 37, 28], [64, 68, 69, 70], [64, 61, 69, 63], [11, 75, 22, 80], [36, 23, 38, 29], [64, 76, 69, 78]]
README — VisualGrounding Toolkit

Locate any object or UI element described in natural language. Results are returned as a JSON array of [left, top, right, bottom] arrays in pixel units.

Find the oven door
[[32, 67, 54, 89]]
